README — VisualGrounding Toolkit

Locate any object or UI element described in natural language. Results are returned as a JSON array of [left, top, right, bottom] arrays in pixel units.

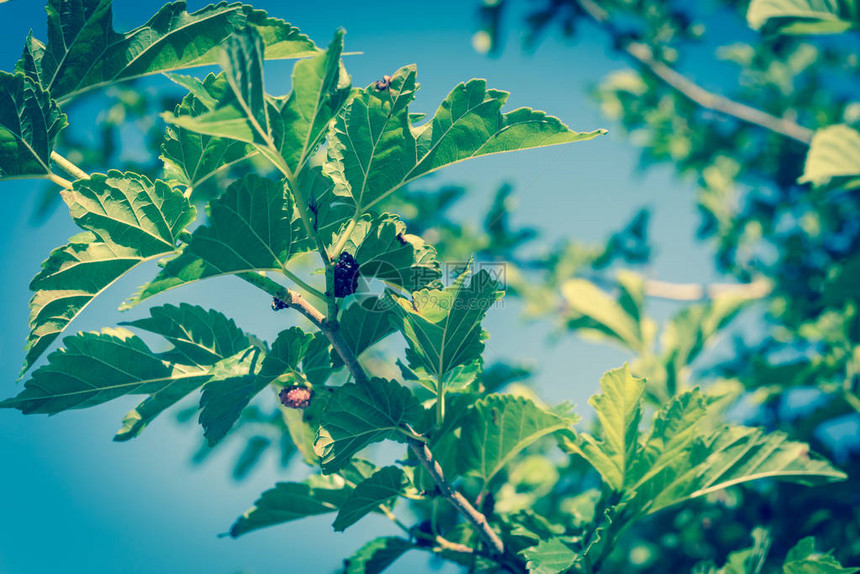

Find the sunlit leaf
[[521, 538, 579, 574], [783, 536, 860, 573], [566, 365, 645, 490], [747, 0, 859, 34], [315, 378, 425, 473], [799, 124, 860, 191], [16, 1, 318, 103], [126, 173, 307, 305], [391, 269, 502, 378], [459, 394, 579, 488], [325, 64, 606, 211], [23, 171, 195, 373]]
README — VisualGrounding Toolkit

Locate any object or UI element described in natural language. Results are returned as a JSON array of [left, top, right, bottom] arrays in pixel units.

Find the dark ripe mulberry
[[333, 252, 360, 297], [374, 75, 392, 91], [279, 385, 313, 409], [271, 297, 289, 311]]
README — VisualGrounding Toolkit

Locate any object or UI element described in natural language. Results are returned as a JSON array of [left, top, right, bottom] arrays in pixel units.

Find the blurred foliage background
[[3, 0, 860, 572]]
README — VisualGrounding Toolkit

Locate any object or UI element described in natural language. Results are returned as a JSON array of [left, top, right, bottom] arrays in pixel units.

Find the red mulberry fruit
[[279, 385, 313, 409]]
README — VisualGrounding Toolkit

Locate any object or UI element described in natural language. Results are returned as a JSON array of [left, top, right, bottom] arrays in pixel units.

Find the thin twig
[[48, 173, 73, 189], [50, 151, 91, 180], [574, 0, 813, 145], [406, 437, 507, 557], [261, 279, 510, 562], [642, 277, 772, 301]]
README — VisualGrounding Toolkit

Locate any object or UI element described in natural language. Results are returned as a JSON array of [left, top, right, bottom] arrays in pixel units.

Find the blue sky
[[0, 1, 719, 573]]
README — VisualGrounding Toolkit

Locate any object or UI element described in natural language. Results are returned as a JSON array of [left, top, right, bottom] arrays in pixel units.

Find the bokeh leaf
[[747, 0, 859, 35], [799, 124, 860, 191]]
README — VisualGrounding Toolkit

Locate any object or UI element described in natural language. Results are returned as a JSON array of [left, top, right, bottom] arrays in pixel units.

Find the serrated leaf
[[333, 466, 406, 531], [629, 389, 709, 495], [561, 277, 646, 353], [783, 536, 860, 573], [197, 348, 266, 446], [123, 303, 252, 367], [648, 425, 847, 513], [1, 328, 208, 414], [343, 537, 412, 574], [126, 173, 306, 305], [799, 124, 860, 191], [17, 1, 318, 103], [161, 73, 256, 190], [325, 65, 605, 211], [337, 213, 441, 292], [747, 0, 859, 35], [113, 367, 206, 442], [332, 297, 398, 368], [314, 378, 424, 473], [23, 171, 195, 373], [567, 365, 645, 491], [459, 394, 578, 488], [391, 269, 502, 379], [0, 71, 67, 180], [162, 27, 278, 150], [521, 538, 579, 574], [199, 327, 311, 446], [275, 29, 352, 172], [229, 475, 351, 537]]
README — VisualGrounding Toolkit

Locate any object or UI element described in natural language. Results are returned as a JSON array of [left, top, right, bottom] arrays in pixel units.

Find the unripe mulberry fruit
[[279, 385, 313, 409], [333, 252, 360, 297]]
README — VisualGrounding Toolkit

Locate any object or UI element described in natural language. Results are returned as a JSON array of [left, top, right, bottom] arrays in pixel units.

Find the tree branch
[[256, 276, 510, 562], [574, 0, 814, 145], [642, 277, 772, 301], [406, 437, 507, 558]]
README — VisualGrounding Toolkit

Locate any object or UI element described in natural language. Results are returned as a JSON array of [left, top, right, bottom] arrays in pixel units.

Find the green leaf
[[699, 528, 771, 574], [126, 173, 306, 305], [325, 65, 606, 212], [343, 537, 412, 574], [113, 367, 206, 442], [391, 269, 502, 378], [197, 348, 265, 446], [338, 213, 441, 292], [747, 0, 859, 35], [162, 27, 279, 152], [648, 425, 847, 513], [520, 538, 579, 574], [399, 358, 482, 394], [799, 125, 860, 191], [23, 171, 195, 373], [229, 475, 351, 537], [1, 328, 208, 414], [0, 71, 67, 180], [561, 277, 647, 353], [567, 365, 646, 491], [17, 1, 318, 103], [198, 327, 311, 446], [122, 303, 252, 367], [331, 297, 398, 368], [783, 537, 860, 573], [161, 73, 256, 190], [459, 394, 579, 488], [333, 466, 406, 532], [314, 378, 425, 473], [629, 389, 709, 496], [275, 29, 352, 172]]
